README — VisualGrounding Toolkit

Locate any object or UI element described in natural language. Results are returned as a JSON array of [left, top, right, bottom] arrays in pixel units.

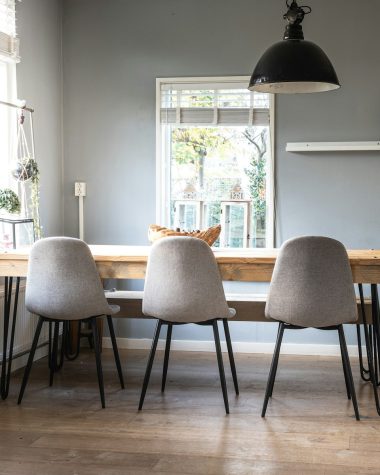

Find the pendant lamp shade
[[249, 1, 340, 94]]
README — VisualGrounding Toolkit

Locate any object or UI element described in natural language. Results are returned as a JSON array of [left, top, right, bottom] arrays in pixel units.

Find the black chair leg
[[339, 330, 351, 400], [57, 322, 65, 370], [161, 323, 172, 393], [268, 322, 285, 400], [48, 321, 52, 368], [49, 322, 60, 387], [18, 316, 44, 404], [338, 325, 360, 421], [87, 321, 94, 349], [212, 320, 229, 414], [268, 323, 282, 398], [90, 317, 105, 409], [262, 322, 285, 417], [139, 320, 162, 410], [106, 316, 125, 389], [222, 319, 239, 395]]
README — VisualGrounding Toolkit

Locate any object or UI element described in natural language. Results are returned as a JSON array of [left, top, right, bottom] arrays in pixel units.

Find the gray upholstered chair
[[18, 237, 124, 408], [262, 236, 360, 420], [139, 236, 238, 414]]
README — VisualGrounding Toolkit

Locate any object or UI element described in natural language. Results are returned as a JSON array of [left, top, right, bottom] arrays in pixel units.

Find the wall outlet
[[75, 182, 87, 197]]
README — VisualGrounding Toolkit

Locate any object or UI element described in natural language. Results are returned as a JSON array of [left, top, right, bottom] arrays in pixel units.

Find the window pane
[[224, 204, 246, 248], [161, 87, 257, 109], [173, 202, 199, 230]]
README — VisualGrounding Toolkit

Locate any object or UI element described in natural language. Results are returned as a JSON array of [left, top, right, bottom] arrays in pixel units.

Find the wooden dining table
[[2, 245, 380, 281], [1, 245, 380, 413]]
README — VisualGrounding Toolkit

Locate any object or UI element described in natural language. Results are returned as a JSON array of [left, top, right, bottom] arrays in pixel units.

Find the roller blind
[[0, 0, 19, 61], [160, 81, 270, 126]]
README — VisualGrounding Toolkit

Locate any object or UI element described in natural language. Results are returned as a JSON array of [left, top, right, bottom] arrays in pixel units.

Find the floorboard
[[0, 348, 379, 474]]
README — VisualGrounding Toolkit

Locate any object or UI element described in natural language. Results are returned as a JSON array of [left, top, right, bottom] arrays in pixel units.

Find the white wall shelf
[[286, 141, 380, 152]]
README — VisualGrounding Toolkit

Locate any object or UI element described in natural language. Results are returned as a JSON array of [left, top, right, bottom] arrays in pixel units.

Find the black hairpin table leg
[[368, 284, 380, 415], [1, 276, 20, 399], [357, 284, 371, 381]]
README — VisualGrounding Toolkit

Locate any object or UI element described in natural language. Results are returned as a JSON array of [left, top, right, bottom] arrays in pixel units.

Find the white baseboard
[[103, 337, 363, 358], [10, 345, 49, 373]]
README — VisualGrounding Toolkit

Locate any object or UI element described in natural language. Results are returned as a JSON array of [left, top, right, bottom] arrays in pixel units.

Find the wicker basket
[[148, 224, 221, 246]]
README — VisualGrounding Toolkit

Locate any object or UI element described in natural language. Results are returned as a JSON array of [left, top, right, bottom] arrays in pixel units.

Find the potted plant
[[0, 188, 21, 215]]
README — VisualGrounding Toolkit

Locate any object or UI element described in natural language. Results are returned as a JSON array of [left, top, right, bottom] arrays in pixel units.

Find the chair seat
[[39, 304, 120, 321]]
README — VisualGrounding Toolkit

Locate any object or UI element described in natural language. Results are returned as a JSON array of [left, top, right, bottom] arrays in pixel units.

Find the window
[[156, 77, 275, 248], [0, 0, 18, 189]]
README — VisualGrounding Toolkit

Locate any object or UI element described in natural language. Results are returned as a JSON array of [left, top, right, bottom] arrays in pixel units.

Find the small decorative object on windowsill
[[182, 182, 198, 200], [230, 180, 245, 201], [148, 224, 221, 246]]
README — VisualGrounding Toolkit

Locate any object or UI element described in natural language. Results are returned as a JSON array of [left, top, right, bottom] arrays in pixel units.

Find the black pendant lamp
[[249, 1, 340, 94]]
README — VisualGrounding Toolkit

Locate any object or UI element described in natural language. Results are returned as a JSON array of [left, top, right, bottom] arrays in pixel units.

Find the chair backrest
[[26, 237, 113, 320], [265, 236, 358, 327], [143, 236, 231, 323]]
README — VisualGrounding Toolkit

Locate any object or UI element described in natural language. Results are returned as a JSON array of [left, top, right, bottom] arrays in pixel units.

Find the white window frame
[[156, 76, 275, 248]]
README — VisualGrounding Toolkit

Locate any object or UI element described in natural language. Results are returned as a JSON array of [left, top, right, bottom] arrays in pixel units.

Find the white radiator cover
[[0, 283, 49, 370]]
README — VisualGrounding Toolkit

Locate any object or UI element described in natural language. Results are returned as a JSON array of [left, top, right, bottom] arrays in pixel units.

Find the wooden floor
[[0, 348, 380, 475]]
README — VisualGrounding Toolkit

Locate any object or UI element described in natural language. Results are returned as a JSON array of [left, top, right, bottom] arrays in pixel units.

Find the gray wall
[[61, 0, 380, 344], [17, 0, 63, 236]]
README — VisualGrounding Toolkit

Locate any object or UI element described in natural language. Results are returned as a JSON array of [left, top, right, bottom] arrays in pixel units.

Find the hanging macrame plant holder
[[11, 109, 42, 239]]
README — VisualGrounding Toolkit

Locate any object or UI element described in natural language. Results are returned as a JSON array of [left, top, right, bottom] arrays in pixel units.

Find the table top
[[1, 245, 380, 262], [1, 245, 380, 282]]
